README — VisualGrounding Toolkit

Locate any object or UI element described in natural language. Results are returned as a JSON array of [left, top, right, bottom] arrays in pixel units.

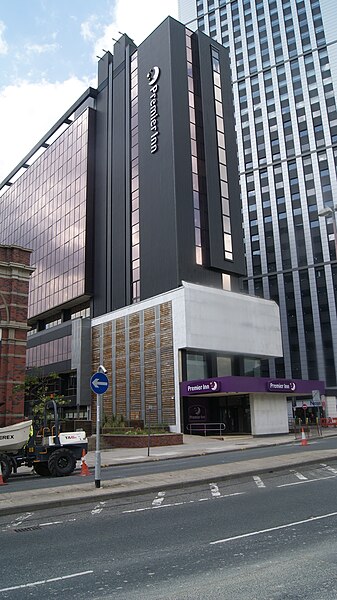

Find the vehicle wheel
[[33, 462, 51, 477], [0, 454, 12, 482], [48, 448, 76, 477]]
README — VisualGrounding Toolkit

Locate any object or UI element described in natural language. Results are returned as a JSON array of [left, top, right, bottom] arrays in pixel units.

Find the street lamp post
[[318, 205, 337, 257]]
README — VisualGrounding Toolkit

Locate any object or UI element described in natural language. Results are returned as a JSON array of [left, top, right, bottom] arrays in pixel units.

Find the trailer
[[0, 400, 88, 481]]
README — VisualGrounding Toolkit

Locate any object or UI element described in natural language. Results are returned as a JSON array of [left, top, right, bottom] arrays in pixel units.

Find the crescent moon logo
[[147, 66, 160, 85], [290, 382, 296, 391], [210, 381, 218, 391]]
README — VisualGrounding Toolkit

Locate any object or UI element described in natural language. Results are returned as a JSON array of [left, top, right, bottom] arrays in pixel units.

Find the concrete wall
[[325, 395, 337, 418], [250, 394, 289, 436], [181, 282, 283, 358]]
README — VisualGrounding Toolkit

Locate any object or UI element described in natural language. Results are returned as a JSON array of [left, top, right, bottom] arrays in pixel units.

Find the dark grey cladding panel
[[93, 57, 113, 317], [27, 361, 72, 377], [27, 321, 72, 348], [137, 17, 199, 299], [111, 63, 128, 310], [196, 33, 245, 277]]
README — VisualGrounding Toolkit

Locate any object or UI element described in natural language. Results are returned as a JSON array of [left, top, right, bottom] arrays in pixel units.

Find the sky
[[0, 0, 179, 182]]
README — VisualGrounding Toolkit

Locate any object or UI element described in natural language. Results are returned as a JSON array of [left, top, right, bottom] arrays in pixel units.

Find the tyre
[[48, 448, 76, 477], [33, 462, 51, 477], [0, 454, 12, 482]]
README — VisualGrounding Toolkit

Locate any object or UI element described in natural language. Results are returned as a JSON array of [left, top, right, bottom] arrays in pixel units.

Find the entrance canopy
[[180, 376, 325, 396]]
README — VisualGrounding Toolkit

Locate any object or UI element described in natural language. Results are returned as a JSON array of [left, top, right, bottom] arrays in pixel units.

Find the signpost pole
[[147, 405, 153, 457], [95, 393, 102, 488], [90, 366, 109, 490]]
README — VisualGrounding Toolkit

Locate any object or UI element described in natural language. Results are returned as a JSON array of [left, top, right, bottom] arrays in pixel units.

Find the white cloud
[[0, 0, 179, 182], [0, 77, 89, 181], [25, 42, 59, 54], [93, 0, 179, 58], [80, 15, 99, 42], [0, 21, 8, 55]]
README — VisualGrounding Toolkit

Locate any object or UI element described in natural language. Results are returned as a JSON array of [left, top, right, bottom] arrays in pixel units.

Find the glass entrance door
[[219, 395, 251, 434]]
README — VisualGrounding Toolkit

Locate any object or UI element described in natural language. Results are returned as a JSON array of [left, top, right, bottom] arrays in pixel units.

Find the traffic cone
[[301, 427, 308, 446], [0, 461, 8, 485], [79, 449, 91, 476]]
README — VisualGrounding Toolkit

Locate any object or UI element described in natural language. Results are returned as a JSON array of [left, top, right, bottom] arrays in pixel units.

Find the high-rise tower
[[179, 0, 337, 405]]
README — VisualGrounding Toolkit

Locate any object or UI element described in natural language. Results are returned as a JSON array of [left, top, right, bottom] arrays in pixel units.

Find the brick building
[[0, 245, 33, 426]]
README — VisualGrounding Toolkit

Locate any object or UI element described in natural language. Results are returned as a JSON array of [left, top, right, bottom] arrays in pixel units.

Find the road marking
[[152, 491, 166, 507], [210, 510, 337, 545], [91, 501, 106, 515], [290, 470, 308, 480], [6, 513, 32, 529], [0, 571, 94, 593], [209, 483, 221, 497], [253, 476, 265, 488], [278, 474, 337, 488], [39, 521, 63, 527], [122, 492, 245, 514], [321, 464, 337, 475]]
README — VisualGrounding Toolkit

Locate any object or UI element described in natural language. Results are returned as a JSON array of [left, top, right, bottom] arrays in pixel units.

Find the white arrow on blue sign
[[90, 372, 109, 394]]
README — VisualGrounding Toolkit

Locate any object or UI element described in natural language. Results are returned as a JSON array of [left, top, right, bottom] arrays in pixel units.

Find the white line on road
[[290, 469, 308, 480], [0, 571, 94, 593], [122, 492, 245, 514], [210, 510, 337, 545], [321, 463, 337, 475], [209, 483, 221, 497], [152, 491, 166, 507], [253, 476, 265, 488], [278, 474, 337, 487]]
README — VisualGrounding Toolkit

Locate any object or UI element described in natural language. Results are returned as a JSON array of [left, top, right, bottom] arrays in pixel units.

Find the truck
[[0, 400, 88, 481]]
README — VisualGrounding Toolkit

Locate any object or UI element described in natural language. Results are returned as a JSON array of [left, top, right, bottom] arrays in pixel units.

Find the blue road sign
[[90, 372, 109, 394]]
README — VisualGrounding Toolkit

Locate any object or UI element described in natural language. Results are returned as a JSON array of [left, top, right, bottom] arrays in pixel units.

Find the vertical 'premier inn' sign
[[147, 66, 160, 154]]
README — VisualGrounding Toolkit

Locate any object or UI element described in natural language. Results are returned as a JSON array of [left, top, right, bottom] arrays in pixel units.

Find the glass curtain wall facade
[[179, 0, 337, 394], [1, 109, 91, 321]]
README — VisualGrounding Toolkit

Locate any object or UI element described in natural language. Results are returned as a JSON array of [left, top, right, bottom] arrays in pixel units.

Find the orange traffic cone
[[79, 449, 91, 476], [0, 461, 8, 485], [301, 427, 308, 446]]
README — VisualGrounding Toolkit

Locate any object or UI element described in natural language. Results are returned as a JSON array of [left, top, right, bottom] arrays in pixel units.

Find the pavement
[[1, 430, 337, 516]]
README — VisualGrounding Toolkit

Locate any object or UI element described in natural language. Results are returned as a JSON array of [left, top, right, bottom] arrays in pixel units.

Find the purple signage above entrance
[[180, 375, 325, 396], [267, 380, 296, 392], [186, 380, 221, 394]]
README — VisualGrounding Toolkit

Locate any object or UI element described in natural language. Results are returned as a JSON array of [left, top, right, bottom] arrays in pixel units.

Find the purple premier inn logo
[[186, 380, 220, 393], [267, 380, 296, 392]]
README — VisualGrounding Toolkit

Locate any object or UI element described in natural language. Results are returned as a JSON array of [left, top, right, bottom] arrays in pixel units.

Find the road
[[1, 461, 337, 598], [5, 434, 337, 492]]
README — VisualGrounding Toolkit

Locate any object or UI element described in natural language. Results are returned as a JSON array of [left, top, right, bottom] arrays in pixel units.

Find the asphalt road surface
[[5, 434, 337, 492], [1, 461, 337, 598]]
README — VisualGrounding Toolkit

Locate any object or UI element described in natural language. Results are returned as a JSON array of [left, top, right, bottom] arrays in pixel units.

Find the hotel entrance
[[218, 395, 251, 434], [183, 394, 251, 435]]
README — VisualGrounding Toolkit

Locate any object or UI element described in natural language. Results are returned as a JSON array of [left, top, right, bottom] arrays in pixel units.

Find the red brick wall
[[0, 245, 33, 426], [88, 433, 183, 450]]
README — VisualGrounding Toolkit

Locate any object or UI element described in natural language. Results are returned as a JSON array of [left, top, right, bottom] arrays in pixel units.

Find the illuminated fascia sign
[[267, 380, 296, 392], [187, 381, 220, 393], [147, 66, 160, 154]]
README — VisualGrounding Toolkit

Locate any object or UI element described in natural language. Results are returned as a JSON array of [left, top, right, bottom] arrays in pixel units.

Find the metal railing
[[290, 418, 322, 439], [187, 423, 226, 436]]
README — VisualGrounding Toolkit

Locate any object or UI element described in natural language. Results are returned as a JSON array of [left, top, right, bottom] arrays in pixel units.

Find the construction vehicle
[[0, 400, 88, 481]]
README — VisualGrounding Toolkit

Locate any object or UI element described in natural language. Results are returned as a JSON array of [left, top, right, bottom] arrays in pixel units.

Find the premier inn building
[[0, 17, 325, 435]]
